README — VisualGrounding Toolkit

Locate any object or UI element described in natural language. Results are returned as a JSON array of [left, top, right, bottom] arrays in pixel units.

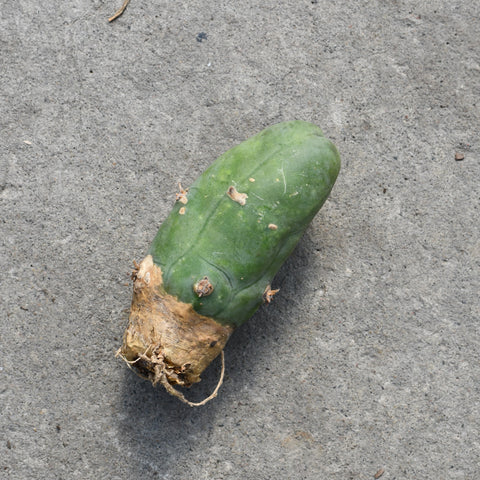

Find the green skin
[[148, 121, 340, 328]]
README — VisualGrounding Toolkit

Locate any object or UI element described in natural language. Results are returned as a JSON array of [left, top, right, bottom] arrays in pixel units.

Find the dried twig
[[374, 468, 385, 479], [108, 0, 131, 22]]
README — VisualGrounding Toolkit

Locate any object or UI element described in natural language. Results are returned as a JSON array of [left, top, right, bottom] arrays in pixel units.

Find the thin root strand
[[160, 351, 225, 407]]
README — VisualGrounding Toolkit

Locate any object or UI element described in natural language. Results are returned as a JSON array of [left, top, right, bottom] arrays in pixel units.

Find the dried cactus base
[[117, 256, 233, 406]]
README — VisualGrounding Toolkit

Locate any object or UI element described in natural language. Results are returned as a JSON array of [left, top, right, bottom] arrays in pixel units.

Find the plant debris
[[108, 0, 130, 22]]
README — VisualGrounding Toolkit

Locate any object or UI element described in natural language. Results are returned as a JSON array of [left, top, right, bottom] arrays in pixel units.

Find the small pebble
[[196, 32, 207, 42], [455, 152, 465, 161]]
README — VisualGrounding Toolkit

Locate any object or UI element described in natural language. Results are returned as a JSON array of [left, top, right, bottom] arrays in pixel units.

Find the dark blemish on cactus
[[226, 186, 248, 205], [194, 276, 214, 297]]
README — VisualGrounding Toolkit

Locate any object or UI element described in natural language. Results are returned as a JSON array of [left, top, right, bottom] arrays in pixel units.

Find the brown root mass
[[118, 255, 233, 404]]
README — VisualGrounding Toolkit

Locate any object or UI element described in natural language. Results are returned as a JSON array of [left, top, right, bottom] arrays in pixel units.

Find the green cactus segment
[[148, 121, 340, 327]]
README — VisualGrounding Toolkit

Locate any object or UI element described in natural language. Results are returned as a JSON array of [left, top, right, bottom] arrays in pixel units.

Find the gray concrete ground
[[1, 1, 479, 479]]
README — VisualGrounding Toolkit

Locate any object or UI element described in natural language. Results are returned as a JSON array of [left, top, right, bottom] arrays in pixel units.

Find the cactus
[[118, 121, 340, 405]]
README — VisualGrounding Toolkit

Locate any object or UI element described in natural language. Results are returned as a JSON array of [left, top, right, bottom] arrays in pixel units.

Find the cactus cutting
[[117, 120, 341, 405]]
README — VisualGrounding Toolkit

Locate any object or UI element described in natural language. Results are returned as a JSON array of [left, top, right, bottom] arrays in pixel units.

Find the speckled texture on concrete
[[1, 1, 479, 479]]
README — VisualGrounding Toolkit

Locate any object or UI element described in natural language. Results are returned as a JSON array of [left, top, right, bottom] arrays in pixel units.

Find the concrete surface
[[1, 1, 479, 479]]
